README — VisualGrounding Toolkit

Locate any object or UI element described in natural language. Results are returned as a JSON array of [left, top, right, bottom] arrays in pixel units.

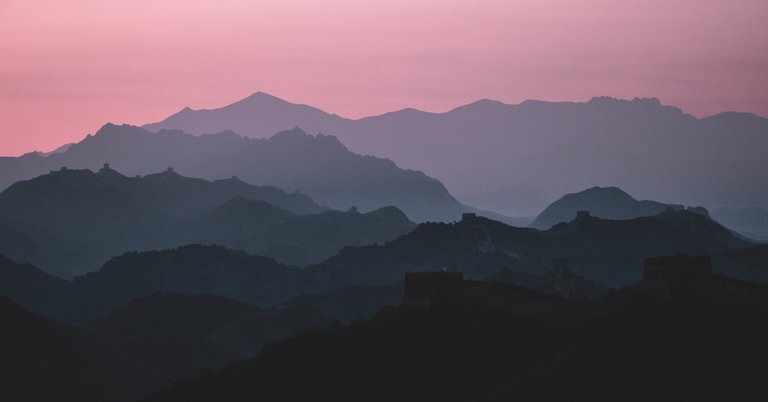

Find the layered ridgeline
[[0, 166, 414, 278], [712, 207, 768, 241], [144, 273, 768, 402], [7, 255, 768, 402], [529, 186, 708, 230], [144, 92, 768, 217], [4, 208, 764, 327], [0, 123, 466, 222], [0, 290, 349, 402]]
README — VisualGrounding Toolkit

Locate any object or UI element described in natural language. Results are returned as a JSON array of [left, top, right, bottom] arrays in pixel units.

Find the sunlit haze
[[1, 0, 767, 156]]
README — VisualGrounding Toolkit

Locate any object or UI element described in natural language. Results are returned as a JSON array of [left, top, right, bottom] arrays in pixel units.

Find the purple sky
[[1, 0, 767, 156]]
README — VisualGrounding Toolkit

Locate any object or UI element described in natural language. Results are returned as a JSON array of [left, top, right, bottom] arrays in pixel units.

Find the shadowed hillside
[[0, 167, 414, 277], [143, 268, 768, 402], [0, 123, 466, 222]]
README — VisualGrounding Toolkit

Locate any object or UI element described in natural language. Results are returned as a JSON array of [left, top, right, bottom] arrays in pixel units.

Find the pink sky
[[1, 0, 767, 156]]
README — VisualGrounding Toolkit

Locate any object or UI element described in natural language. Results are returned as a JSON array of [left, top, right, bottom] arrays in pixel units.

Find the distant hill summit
[[0, 123, 466, 222], [143, 92, 768, 216], [143, 91, 348, 137], [0, 167, 415, 277], [529, 186, 708, 229]]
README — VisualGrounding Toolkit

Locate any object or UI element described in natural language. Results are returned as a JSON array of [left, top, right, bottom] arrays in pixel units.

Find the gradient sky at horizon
[[1, 0, 767, 156]]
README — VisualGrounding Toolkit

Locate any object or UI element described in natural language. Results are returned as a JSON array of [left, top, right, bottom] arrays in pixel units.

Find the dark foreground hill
[[0, 292, 341, 402], [144, 270, 768, 402], [0, 123, 466, 222], [3, 248, 768, 401], [0, 167, 414, 277], [0, 295, 152, 402]]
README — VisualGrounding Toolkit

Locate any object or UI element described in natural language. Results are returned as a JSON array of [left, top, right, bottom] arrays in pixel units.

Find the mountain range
[[529, 186, 707, 230], [143, 268, 768, 402], [2, 205, 767, 400], [144, 92, 768, 217], [7, 251, 768, 402], [0, 167, 414, 278], [0, 123, 466, 222], [3, 206, 763, 328]]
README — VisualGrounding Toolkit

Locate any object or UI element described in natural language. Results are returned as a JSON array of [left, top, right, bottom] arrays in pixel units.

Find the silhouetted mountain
[[69, 245, 403, 323], [711, 206, 768, 241], [89, 293, 336, 381], [0, 253, 83, 322], [144, 91, 348, 138], [73, 245, 301, 318], [530, 186, 687, 229], [0, 246, 406, 330], [278, 282, 404, 323], [0, 289, 338, 401], [143, 270, 768, 402], [484, 265, 608, 300], [188, 200, 414, 265], [0, 295, 154, 402], [143, 93, 768, 216], [0, 123, 466, 222], [545, 209, 751, 285], [712, 244, 768, 283], [1, 208, 759, 326], [298, 210, 752, 289], [0, 168, 414, 277]]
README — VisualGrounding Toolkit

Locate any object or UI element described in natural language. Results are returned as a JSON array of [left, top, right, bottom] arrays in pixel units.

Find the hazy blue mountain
[[0, 253, 83, 322], [73, 245, 302, 318], [0, 167, 414, 277], [300, 210, 752, 288], [530, 186, 691, 229], [0, 248, 404, 329], [711, 207, 768, 241], [0, 208, 758, 325], [143, 91, 348, 138], [1, 205, 764, 325], [0, 123, 466, 222], [144, 92, 768, 216], [188, 200, 414, 265], [544, 209, 750, 285]]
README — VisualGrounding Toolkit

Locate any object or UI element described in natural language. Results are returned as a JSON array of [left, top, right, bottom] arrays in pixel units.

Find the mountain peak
[[246, 90, 280, 100], [631, 97, 662, 106], [449, 98, 509, 114], [231, 91, 296, 108], [530, 186, 682, 229]]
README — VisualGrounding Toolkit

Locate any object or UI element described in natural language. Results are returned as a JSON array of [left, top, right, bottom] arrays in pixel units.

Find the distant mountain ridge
[[0, 167, 415, 277], [711, 207, 768, 241], [2, 208, 765, 326], [0, 123, 466, 222], [529, 186, 707, 229], [143, 91, 348, 138], [143, 92, 768, 216]]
